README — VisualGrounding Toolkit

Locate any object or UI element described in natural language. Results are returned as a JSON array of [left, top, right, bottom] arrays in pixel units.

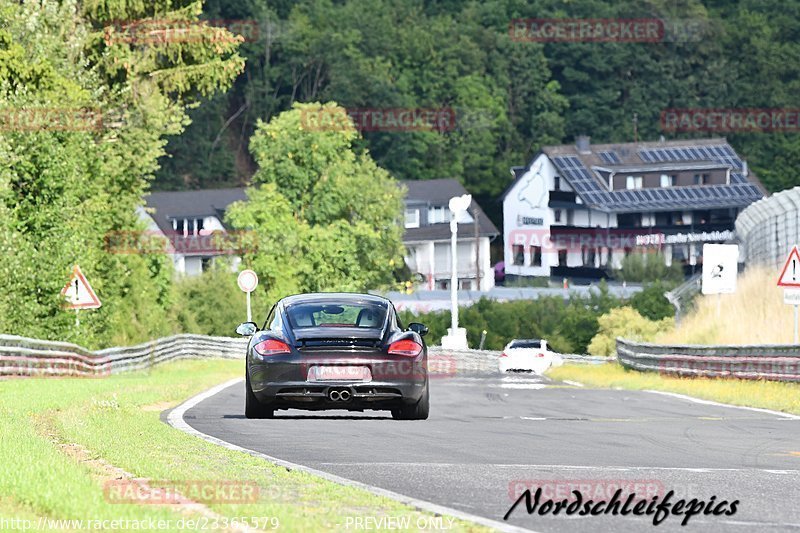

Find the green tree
[[0, 0, 242, 347], [226, 102, 405, 302], [154, 0, 569, 227], [628, 281, 677, 321]]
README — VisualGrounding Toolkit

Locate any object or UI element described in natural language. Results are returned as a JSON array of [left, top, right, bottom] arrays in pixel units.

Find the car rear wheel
[[391, 384, 429, 420], [245, 368, 274, 419]]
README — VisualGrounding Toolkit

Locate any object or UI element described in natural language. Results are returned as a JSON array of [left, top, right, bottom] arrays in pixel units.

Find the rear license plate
[[308, 365, 372, 382]]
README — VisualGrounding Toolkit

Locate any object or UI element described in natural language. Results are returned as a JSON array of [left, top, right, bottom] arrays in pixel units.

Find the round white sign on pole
[[237, 269, 258, 293]]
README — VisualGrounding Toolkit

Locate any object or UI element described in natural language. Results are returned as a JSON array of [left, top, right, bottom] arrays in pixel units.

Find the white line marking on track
[[497, 384, 549, 390], [315, 462, 800, 474], [562, 380, 584, 387], [166, 378, 535, 533], [643, 390, 800, 420]]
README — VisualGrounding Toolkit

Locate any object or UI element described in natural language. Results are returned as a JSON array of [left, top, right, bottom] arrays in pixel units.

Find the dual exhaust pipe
[[328, 388, 352, 402]]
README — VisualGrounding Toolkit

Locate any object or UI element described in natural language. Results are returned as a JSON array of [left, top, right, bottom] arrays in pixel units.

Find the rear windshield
[[286, 302, 387, 329], [509, 340, 541, 349]]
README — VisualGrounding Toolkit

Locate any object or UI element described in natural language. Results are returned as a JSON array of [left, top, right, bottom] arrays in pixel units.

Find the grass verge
[[547, 362, 800, 415], [0, 358, 489, 532]]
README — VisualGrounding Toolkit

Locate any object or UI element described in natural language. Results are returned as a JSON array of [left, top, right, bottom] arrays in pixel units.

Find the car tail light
[[499, 352, 508, 358], [537, 352, 544, 358], [254, 339, 291, 356], [388, 339, 422, 357]]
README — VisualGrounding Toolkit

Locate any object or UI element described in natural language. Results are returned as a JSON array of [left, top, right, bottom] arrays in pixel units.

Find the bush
[[628, 281, 677, 321], [614, 253, 684, 283], [172, 263, 268, 337], [399, 284, 621, 354], [587, 307, 673, 356]]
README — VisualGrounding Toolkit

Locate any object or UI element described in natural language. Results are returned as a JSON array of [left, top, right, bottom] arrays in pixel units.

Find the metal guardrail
[[0, 334, 248, 377], [617, 337, 800, 382], [0, 333, 607, 378]]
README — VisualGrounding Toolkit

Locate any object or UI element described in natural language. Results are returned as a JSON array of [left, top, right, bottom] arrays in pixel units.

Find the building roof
[[143, 187, 247, 235], [401, 179, 500, 241], [503, 137, 767, 213], [143, 180, 499, 243]]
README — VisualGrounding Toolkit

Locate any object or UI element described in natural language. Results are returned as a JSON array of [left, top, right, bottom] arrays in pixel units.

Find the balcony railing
[[549, 221, 733, 235]]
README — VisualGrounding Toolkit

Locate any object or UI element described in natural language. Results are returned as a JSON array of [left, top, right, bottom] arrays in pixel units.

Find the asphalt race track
[[181, 374, 800, 532]]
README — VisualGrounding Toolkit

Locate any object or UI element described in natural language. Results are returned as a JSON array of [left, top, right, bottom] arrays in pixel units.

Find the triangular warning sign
[[61, 265, 102, 309], [777, 246, 800, 287]]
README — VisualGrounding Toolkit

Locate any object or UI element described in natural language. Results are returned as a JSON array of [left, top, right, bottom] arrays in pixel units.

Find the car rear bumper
[[249, 357, 427, 410]]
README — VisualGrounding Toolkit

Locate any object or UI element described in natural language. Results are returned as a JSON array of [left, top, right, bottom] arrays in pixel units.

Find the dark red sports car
[[237, 293, 429, 420]]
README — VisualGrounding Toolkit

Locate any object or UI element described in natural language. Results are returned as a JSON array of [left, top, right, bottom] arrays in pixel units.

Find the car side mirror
[[407, 322, 428, 337], [236, 322, 258, 336]]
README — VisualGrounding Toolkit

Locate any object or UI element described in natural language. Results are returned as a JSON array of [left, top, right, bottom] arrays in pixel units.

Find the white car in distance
[[498, 339, 556, 374]]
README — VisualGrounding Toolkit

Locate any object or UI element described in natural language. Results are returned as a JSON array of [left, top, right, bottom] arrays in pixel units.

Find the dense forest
[[156, 0, 800, 224]]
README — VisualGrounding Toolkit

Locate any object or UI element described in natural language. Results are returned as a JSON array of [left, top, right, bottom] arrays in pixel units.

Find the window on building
[[693, 173, 709, 185], [173, 218, 185, 236], [458, 279, 472, 290], [583, 247, 596, 267], [617, 213, 642, 227], [672, 244, 687, 263], [531, 246, 542, 267], [428, 206, 450, 224], [189, 218, 204, 235], [694, 210, 710, 225], [512, 245, 525, 266], [404, 208, 420, 228], [626, 176, 643, 189], [557, 249, 567, 266], [660, 174, 675, 187], [554, 176, 561, 191], [201, 257, 212, 271], [554, 210, 562, 223]]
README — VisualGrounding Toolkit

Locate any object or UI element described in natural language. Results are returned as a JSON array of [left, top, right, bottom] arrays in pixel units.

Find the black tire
[[245, 368, 274, 419], [391, 384, 429, 420]]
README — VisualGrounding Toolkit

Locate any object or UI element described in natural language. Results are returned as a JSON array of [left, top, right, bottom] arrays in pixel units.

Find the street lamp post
[[440, 194, 471, 350]]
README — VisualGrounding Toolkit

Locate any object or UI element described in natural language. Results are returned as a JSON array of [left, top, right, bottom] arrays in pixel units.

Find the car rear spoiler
[[292, 327, 385, 342]]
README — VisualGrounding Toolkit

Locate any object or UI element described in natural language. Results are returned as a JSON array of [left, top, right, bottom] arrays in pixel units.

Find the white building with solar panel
[[502, 136, 766, 281]]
